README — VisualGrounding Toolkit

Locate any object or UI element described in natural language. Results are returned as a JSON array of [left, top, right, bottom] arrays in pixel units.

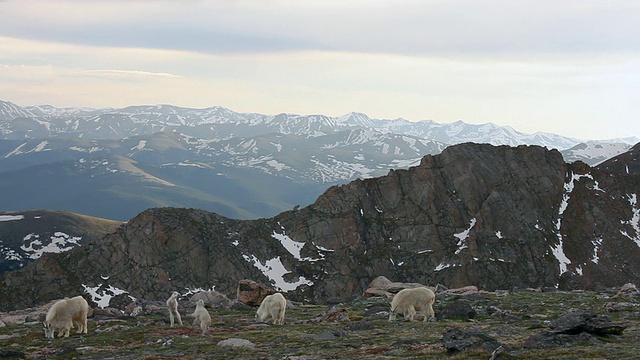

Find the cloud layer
[[1, 0, 639, 140]]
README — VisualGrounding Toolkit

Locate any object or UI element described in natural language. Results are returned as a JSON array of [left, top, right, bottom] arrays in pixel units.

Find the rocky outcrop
[[442, 327, 503, 353], [362, 276, 429, 298], [1, 142, 640, 311], [524, 309, 627, 349], [190, 291, 231, 309], [236, 279, 276, 306]]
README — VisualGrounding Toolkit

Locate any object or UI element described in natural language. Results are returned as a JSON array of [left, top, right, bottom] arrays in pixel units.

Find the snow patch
[[183, 286, 216, 296], [0, 215, 24, 222], [0, 245, 22, 261], [83, 284, 134, 309], [454, 218, 476, 254], [434, 263, 452, 271], [620, 193, 640, 248], [242, 254, 313, 291], [575, 266, 583, 276], [266, 159, 289, 171], [34, 140, 49, 152], [591, 237, 603, 264], [272, 231, 324, 262], [552, 171, 594, 275], [314, 243, 335, 252], [20, 232, 82, 260], [131, 140, 146, 151], [271, 231, 305, 260], [178, 162, 204, 168], [417, 249, 433, 254]]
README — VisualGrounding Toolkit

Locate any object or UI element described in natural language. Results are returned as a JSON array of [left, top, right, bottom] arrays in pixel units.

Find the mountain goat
[[43, 296, 89, 338], [389, 287, 435, 322], [166, 291, 183, 327], [256, 292, 286, 325], [189, 299, 212, 335]]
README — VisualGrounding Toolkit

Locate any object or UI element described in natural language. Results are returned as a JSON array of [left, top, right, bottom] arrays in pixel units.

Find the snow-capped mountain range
[[0, 99, 637, 221], [3, 100, 637, 148]]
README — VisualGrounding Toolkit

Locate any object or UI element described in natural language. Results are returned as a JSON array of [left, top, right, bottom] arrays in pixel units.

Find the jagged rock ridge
[[1, 142, 639, 311]]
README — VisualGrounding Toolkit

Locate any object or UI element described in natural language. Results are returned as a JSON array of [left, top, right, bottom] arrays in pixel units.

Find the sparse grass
[[1, 290, 639, 359]]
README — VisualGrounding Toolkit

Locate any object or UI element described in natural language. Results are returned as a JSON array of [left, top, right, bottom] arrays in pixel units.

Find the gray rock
[[0, 349, 26, 358], [313, 330, 347, 341], [363, 276, 430, 298], [229, 299, 253, 311], [347, 321, 374, 331], [442, 327, 502, 353], [362, 303, 390, 317], [549, 309, 627, 336], [523, 331, 599, 349], [216, 338, 256, 349], [437, 300, 476, 321], [190, 291, 231, 309]]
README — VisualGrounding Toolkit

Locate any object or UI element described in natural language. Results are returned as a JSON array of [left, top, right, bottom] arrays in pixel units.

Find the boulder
[[612, 283, 639, 298], [437, 300, 476, 321], [217, 338, 256, 349], [190, 291, 231, 309], [549, 309, 627, 336], [442, 286, 479, 296], [363, 276, 430, 298], [442, 327, 502, 353], [523, 331, 599, 349], [236, 279, 276, 306], [312, 306, 351, 323]]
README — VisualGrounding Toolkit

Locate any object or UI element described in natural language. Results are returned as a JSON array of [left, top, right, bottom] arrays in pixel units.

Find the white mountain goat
[[389, 287, 436, 322], [166, 291, 183, 327], [43, 296, 89, 338], [256, 292, 287, 325], [189, 299, 212, 335]]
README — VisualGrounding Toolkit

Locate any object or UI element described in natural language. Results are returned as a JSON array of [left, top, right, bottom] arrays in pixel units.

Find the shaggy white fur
[[189, 299, 212, 335], [389, 287, 435, 322], [166, 291, 183, 327], [256, 293, 287, 325], [43, 296, 89, 338]]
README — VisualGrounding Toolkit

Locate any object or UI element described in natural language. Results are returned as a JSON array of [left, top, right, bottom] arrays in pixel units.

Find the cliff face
[[2, 142, 639, 311]]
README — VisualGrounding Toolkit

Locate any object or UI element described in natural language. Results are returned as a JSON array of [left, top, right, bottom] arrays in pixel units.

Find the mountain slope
[[1, 142, 638, 311], [0, 99, 636, 221], [561, 141, 632, 166], [0, 131, 445, 220], [0, 210, 122, 274]]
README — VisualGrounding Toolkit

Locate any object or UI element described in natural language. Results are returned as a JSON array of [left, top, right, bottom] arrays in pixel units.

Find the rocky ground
[[1, 285, 639, 359]]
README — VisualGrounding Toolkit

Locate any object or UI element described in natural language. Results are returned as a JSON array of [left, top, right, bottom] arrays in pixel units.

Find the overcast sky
[[1, 0, 639, 140]]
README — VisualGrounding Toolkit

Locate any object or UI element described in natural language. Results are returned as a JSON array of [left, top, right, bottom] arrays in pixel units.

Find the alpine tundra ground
[[1, 289, 639, 359]]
